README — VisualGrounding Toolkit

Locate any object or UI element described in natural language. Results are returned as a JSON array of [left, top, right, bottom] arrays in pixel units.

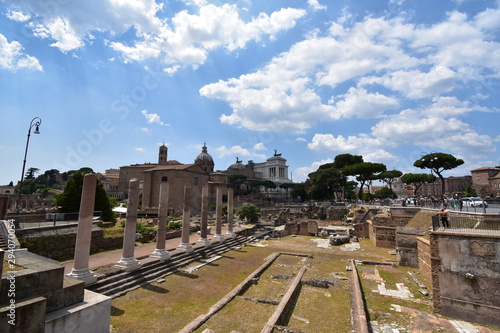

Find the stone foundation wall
[[396, 227, 426, 268], [19, 231, 122, 261], [0, 296, 46, 333], [368, 222, 396, 248], [431, 231, 500, 327], [417, 237, 431, 281]]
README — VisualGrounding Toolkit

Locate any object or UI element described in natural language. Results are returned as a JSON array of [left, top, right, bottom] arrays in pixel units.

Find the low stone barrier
[[349, 259, 370, 333]]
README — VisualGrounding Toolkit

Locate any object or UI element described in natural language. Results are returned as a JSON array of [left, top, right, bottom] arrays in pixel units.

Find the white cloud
[[139, 127, 152, 134], [214, 145, 266, 160], [333, 87, 400, 118], [411, 10, 500, 72], [308, 133, 395, 153], [7, 10, 31, 22], [135, 147, 145, 152], [296, 137, 307, 142], [360, 66, 458, 99], [0, 34, 43, 72], [253, 143, 267, 151], [201, 8, 498, 138], [141, 110, 168, 126], [370, 102, 496, 158], [110, 4, 306, 66], [308, 0, 326, 11], [294, 158, 333, 181]]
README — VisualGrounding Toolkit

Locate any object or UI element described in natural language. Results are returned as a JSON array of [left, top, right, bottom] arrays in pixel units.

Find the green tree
[[374, 187, 397, 199], [380, 170, 403, 189], [238, 203, 260, 223], [25, 167, 40, 179], [463, 184, 477, 197], [56, 171, 116, 222], [401, 173, 437, 196], [290, 182, 308, 202], [413, 152, 464, 196], [20, 178, 37, 194], [342, 162, 387, 199], [308, 167, 346, 200], [332, 154, 363, 169]]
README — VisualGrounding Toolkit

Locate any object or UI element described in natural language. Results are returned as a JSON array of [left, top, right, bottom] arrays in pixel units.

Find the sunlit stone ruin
[[1, 147, 499, 332]]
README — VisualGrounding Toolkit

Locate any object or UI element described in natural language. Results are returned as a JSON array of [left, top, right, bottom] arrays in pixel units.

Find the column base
[[66, 268, 97, 286], [212, 234, 225, 243], [177, 242, 194, 253], [150, 249, 171, 261], [115, 257, 142, 272], [197, 237, 211, 247]]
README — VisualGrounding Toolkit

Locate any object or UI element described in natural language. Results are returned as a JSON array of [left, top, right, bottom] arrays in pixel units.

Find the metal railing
[[432, 215, 500, 233], [4, 211, 102, 229], [360, 200, 500, 214]]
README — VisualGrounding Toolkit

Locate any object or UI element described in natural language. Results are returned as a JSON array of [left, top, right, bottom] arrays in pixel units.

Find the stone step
[[87, 235, 252, 298]]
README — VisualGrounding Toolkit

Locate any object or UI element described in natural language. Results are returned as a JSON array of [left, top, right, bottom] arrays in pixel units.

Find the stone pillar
[[177, 186, 194, 252], [150, 180, 170, 261], [116, 179, 142, 271], [67, 173, 97, 285], [212, 186, 225, 243], [197, 185, 211, 247], [226, 188, 236, 238]]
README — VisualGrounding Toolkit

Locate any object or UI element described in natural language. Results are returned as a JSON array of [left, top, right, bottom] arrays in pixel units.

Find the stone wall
[[352, 222, 368, 238], [18, 228, 123, 261], [431, 231, 500, 327], [396, 227, 426, 267], [417, 237, 431, 281], [368, 224, 397, 248], [0, 296, 47, 333]]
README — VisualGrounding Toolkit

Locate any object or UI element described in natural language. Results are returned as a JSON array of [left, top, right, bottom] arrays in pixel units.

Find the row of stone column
[[67, 175, 236, 285]]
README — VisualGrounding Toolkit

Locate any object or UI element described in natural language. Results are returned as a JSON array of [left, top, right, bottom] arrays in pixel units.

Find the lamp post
[[15, 117, 42, 226]]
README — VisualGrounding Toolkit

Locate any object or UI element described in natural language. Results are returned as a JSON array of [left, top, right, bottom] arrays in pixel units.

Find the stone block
[[0, 296, 46, 333]]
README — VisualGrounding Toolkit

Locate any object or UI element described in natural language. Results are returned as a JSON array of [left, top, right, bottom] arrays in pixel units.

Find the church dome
[[195, 143, 214, 172]]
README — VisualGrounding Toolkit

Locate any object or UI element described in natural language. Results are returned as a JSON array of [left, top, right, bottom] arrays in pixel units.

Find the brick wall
[[417, 237, 431, 281]]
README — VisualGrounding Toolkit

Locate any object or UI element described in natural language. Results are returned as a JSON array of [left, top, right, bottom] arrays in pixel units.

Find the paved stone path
[[62, 228, 236, 274]]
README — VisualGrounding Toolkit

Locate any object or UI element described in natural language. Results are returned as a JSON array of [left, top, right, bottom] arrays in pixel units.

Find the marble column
[[197, 185, 211, 247], [213, 186, 225, 243], [116, 178, 142, 271], [225, 187, 236, 238], [150, 180, 170, 261], [67, 173, 98, 285], [177, 185, 194, 252]]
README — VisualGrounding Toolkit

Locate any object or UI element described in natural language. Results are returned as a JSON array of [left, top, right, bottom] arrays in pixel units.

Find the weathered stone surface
[[329, 234, 350, 246]]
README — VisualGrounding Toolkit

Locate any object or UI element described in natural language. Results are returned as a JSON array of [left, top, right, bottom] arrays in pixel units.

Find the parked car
[[462, 197, 488, 208]]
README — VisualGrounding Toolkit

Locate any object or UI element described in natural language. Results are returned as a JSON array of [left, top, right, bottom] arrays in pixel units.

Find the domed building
[[194, 143, 214, 173]]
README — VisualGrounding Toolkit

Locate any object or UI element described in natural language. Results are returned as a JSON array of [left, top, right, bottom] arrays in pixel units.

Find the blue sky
[[0, 0, 499, 186]]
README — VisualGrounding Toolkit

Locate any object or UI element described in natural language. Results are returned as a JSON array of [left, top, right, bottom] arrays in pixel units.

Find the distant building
[[141, 164, 210, 216], [471, 166, 500, 198], [120, 144, 295, 212], [0, 185, 15, 196], [97, 169, 123, 199], [253, 150, 292, 186], [118, 144, 181, 198]]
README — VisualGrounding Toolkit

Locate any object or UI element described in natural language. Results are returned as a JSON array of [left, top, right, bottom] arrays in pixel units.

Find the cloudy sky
[[0, 0, 499, 185]]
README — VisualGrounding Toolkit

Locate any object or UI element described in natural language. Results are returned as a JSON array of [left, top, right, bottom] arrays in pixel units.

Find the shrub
[[168, 221, 182, 230]]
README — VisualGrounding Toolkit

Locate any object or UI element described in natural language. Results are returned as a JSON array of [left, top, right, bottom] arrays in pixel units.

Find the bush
[[238, 203, 260, 223], [118, 220, 156, 234], [168, 221, 182, 230], [136, 221, 156, 234]]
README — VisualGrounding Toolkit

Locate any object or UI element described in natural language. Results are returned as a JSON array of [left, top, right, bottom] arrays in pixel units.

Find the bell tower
[[158, 144, 168, 165]]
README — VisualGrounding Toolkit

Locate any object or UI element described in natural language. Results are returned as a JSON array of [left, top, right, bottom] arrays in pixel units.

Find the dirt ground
[[109, 235, 500, 333]]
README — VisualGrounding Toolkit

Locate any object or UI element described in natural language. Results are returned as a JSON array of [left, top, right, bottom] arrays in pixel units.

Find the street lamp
[[15, 117, 42, 222]]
